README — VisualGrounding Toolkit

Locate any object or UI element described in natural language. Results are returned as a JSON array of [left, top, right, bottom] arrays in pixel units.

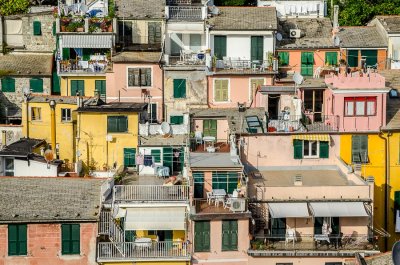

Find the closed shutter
[[163, 147, 173, 172], [107, 116, 118, 132], [118, 116, 128, 132], [293, 139, 303, 159], [214, 35, 227, 59], [251, 36, 264, 61], [18, 225, 27, 255], [319, 141, 329, 158], [30, 78, 43, 92], [95, 80, 106, 99], [361, 50, 378, 67], [2, 77, 16, 92], [230, 220, 238, 250], [195, 221, 210, 252], [71, 224, 80, 254], [170, 115, 184, 125], [347, 50, 359, 67], [173, 79, 186, 98], [82, 49, 91, 61], [151, 149, 161, 163], [52, 69, 60, 94], [33, 21, 41, 35], [325, 52, 338, 66], [214, 79, 228, 102], [148, 22, 161, 44], [203, 119, 217, 138], [395, 191, 400, 211], [222, 221, 230, 251], [61, 224, 71, 254], [8, 225, 18, 255], [52, 21, 56, 36], [301, 52, 314, 76], [71, 80, 84, 96], [278, 51, 289, 66], [124, 148, 136, 167], [63, 48, 70, 60]]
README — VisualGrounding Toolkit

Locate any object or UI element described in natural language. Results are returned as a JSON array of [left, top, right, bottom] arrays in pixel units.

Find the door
[[193, 172, 204, 198], [203, 120, 217, 139], [251, 36, 264, 62], [123, 148, 136, 167], [314, 217, 323, 234], [331, 217, 340, 235], [214, 35, 226, 59], [268, 96, 280, 120], [271, 218, 286, 240], [301, 52, 314, 76]]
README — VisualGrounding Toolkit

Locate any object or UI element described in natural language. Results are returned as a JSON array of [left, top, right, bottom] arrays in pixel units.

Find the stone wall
[[345, 252, 393, 265], [22, 12, 56, 52]]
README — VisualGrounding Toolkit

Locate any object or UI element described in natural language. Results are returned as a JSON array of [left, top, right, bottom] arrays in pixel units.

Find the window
[[33, 21, 41, 36], [107, 116, 128, 133], [193, 172, 204, 198], [31, 107, 42, 121], [278, 52, 289, 66], [325, 262, 342, 265], [1, 77, 15, 92], [212, 171, 238, 194], [249, 79, 264, 101], [171, 33, 182, 56], [128, 68, 151, 87], [301, 52, 314, 76], [214, 79, 229, 102], [222, 220, 238, 251], [352, 135, 368, 163], [194, 221, 210, 252], [95, 80, 106, 100], [170, 115, 184, 125], [276, 263, 293, 265], [271, 218, 286, 239], [123, 148, 136, 167], [151, 149, 161, 163], [251, 36, 264, 61], [214, 35, 226, 59], [61, 108, 72, 122], [4, 158, 14, 176], [61, 224, 80, 255], [190, 34, 202, 53], [30, 78, 43, 92], [361, 50, 378, 67], [173, 79, 186, 98], [344, 97, 377, 116], [347, 50, 359, 67], [149, 103, 157, 123], [325, 52, 338, 66], [293, 140, 329, 159], [303, 89, 324, 121], [148, 22, 162, 45], [70, 80, 84, 96], [8, 224, 27, 256]]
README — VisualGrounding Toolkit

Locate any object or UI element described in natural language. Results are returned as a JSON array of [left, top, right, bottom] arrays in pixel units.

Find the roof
[[336, 26, 387, 48], [115, 0, 166, 19], [28, 94, 96, 105], [189, 152, 242, 168], [112, 52, 162, 63], [277, 18, 335, 49], [0, 54, 53, 76], [139, 134, 187, 146], [0, 138, 44, 156], [76, 101, 148, 113], [372, 16, 400, 34], [190, 107, 266, 134], [380, 70, 400, 130], [0, 92, 21, 118], [0, 177, 103, 223], [208, 7, 277, 31]]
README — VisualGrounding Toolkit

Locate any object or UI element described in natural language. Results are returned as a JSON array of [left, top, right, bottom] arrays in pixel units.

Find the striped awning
[[61, 35, 113, 48], [292, 134, 330, 143]]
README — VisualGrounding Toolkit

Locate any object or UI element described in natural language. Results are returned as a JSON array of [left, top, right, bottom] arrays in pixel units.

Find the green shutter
[[195, 221, 210, 252], [215, 79, 229, 102], [325, 52, 338, 66], [18, 225, 27, 255], [61, 224, 71, 254], [71, 224, 80, 254], [33, 21, 41, 35], [119, 116, 128, 132], [82, 49, 91, 61], [52, 21, 56, 36], [52, 69, 60, 94], [62, 48, 70, 60], [8, 225, 18, 255], [30, 78, 43, 92], [293, 140, 303, 159], [173, 79, 186, 98], [203, 119, 217, 138], [361, 50, 378, 67], [2, 77, 16, 92], [278, 52, 289, 66], [301, 52, 314, 76], [170, 115, 184, 125], [71, 80, 84, 96], [124, 148, 136, 167], [319, 141, 329, 158], [214, 35, 227, 59], [222, 221, 230, 251], [347, 50, 359, 67], [151, 149, 161, 163], [251, 36, 264, 61], [107, 116, 117, 132], [163, 147, 173, 172], [95, 80, 106, 99]]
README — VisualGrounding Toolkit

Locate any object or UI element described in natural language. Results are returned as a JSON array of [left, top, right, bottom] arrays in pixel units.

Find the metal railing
[[97, 241, 190, 261], [250, 234, 376, 251], [113, 185, 189, 203], [216, 59, 270, 71], [109, 218, 125, 243], [99, 211, 111, 235], [117, 36, 162, 51], [193, 198, 247, 214], [58, 60, 111, 74], [167, 0, 193, 5], [267, 114, 339, 133], [168, 6, 203, 19]]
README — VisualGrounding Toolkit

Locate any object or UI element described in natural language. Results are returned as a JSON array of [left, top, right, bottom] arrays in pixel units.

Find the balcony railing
[[250, 234, 376, 252], [167, 52, 206, 66], [59, 17, 114, 33], [117, 36, 162, 51], [267, 114, 339, 133], [97, 241, 190, 262], [216, 59, 271, 72], [168, 6, 203, 20], [57, 59, 111, 74], [113, 185, 189, 203], [99, 211, 111, 235], [193, 198, 247, 215], [167, 0, 193, 5]]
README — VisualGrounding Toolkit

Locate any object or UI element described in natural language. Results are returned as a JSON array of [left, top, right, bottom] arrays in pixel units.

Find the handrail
[[113, 185, 189, 202]]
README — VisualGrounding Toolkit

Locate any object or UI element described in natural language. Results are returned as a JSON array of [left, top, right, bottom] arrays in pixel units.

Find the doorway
[[268, 96, 280, 120]]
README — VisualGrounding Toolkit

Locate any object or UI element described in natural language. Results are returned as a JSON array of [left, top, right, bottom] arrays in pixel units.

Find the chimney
[[333, 5, 339, 30], [1, 130, 6, 147]]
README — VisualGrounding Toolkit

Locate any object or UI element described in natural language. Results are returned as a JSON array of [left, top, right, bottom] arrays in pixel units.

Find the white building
[[257, 0, 327, 18]]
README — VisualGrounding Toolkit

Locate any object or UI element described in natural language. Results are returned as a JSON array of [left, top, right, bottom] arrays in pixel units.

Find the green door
[[271, 218, 286, 240], [124, 148, 136, 167], [52, 69, 60, 94], [95, 80, 106, 100], [203, 120, 217, 138], [163, 147, 173, 172], [193, 172, 204, 198], [301, 52, 314, 76], [214, 35, 227, 59], [251, 36, 264, 61]]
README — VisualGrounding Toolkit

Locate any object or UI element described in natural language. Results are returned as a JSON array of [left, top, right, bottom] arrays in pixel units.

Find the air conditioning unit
[[290, 29, 301, 38], [230, 199, 246, 213]]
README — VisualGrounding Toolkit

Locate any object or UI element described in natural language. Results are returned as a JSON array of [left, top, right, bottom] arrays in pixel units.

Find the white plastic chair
[[195, 131, 203, 145], [206, 191, 214, 204], [285, 229, 297, 247], [223, 197, 232, 209]]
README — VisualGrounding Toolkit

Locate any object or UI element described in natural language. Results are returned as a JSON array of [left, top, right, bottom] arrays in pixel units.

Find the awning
[[125, 207, 186, 230], [260, 85, 295, 94], [61, 35, 113, 48], [268, 203, 310, 218], [310, 202, 369, 217], [292, 134, 330, 143]]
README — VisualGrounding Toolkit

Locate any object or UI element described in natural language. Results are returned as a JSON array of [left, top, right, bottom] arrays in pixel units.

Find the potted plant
[[65, 22, 77, 32], [212, 54, 218, 71], [76, 21, 85, 32]]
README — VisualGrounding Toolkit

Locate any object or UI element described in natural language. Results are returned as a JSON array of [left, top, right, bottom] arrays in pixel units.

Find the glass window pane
[[346, 101, 354, 116], [303, 140, 309, 156], [311, 141, 318, 156], [367, 101, 375, 115], [355, 101, 365, 116]]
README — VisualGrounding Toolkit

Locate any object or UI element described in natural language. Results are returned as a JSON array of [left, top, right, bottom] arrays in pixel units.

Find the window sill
[[127, 86, 152, 89], [213, 101, 231, 104], [61, 120, 73, 123], [8, 254, 28, 257]]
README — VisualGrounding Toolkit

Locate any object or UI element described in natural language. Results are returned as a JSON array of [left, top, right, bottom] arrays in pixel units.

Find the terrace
[[166, 6, 206, 20], [215, 58, 275, 74], [267, 114, 340, 133], [58, 17, 115, 33]]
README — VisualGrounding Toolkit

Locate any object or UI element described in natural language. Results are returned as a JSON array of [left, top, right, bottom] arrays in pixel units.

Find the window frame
[[214, 78, 230, 103], [303, 140, 319, 158], [61, 108, 72, 122], [31, 107, 42, 121], [127, 67, 153, 88], [344, 97, 377, 117], [149, 102, 158, 123], [107, 116, 128, 133], [61, 223, 80, 255]]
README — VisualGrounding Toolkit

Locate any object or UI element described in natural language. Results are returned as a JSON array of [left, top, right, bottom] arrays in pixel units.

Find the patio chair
[[206, 191, 214, 204], [223, 197, 232, 209], [285, 229, 296, 247], [195, 131, 203, 145]]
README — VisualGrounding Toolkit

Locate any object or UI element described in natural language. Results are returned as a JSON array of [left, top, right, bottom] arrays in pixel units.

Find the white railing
[[99, 211, 111, 235], [113, 185, 189, 202], [109, 219, 125, 243], [97, 241, 190, 261], [168, 6, 203, 19]]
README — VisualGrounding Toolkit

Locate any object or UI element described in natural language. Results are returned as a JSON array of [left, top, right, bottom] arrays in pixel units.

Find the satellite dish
[[393, 241, 400, 265], [80, 4, 88, 13], [44, 149, 54, 163], [293, 73, 304, 85], [333, 35, 341, 47], [160, 122, 171, 136], [276, 33, 283, 41]]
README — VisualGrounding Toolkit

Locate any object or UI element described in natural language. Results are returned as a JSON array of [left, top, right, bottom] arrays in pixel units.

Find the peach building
[[0, 177, 102, 265]]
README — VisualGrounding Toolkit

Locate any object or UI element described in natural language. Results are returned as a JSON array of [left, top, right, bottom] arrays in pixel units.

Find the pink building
[[0, 177, 102, 265], [106, 52, 164, 122]]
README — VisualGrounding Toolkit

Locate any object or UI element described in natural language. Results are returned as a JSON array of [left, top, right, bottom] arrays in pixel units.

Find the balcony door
[[270, 218, 286, 240], [203, 120, 217, 139], [251, 36, 264, 62], [304, 89, 324, 122]]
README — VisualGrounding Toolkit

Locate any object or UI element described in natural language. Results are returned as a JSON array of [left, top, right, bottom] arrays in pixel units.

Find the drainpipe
[[2, 130, 6, 147], [49, 100, 57, 151]]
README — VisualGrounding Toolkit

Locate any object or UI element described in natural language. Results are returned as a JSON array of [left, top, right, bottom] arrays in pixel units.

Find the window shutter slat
[[293, 140, 303, 159], [319, 141, 329, 158]]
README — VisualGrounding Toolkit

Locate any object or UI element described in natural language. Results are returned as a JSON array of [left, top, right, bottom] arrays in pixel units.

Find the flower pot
[[107, 25, 113, 32], [76, 27, 84, 32], [61, 25, 66, 32]]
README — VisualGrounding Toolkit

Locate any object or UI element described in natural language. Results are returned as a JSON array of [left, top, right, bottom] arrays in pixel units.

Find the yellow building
[[21, 95, 79, 164], [76, 101, 147, 170], [60, 76, 106, 99]]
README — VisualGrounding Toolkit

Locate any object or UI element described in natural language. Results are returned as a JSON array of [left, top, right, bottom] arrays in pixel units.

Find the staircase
[[99, 210, 126, 257]]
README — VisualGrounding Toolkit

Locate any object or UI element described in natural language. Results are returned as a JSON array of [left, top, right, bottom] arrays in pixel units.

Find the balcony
[[165, 51, 206, 67], [167, 0, 202, 5], [113, 185, 189, 203], [97, 241, 191, 262], [59, 17, 115, 33], [166, 6, 205, 20], [57, 58, 112, 75], [192, 198, 248, 216], [118, 36, 162, 51], [267, 114, 339, 133], [215, 58, 275, 74], [139, 122, 189, 136]]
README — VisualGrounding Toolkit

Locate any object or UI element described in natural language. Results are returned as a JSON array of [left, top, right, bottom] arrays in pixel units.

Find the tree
[[0, 0, 30, 16]]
